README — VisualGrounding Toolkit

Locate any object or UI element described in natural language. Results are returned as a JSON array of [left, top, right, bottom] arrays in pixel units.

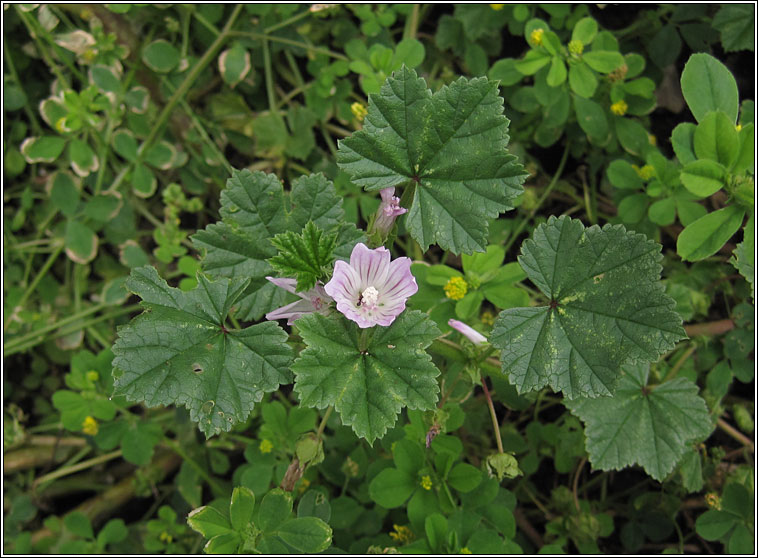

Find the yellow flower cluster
[[343, 456, 360, 478], [481, 310, 495, 326], [159, 531, 174, 544], [461, 548, 472, 554], [530, 28, 545, 46], [444, 276, 468, 301], [259, 439, 273, 454], [389, 524, 414, 545], [490, 4, 504, 10], [351, 102, 368, 122], [568, 39, 584, 56], [705, 492, 722, 510], [610, 99, 628, 116], [82, 416, 99, 436], [420, 474, 433, 490], [633, 164, 655, 181]]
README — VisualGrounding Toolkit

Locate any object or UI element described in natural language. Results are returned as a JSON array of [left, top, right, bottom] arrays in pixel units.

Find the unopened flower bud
[[372, 187, 407, 237]]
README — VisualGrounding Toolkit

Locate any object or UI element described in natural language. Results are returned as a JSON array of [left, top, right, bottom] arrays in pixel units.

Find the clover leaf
[[188, 487, 332, 554], [292, 310, 441, 443], [337, 66, 526, 255], [192, 170, 365, 321], [112, 266, 293, 437], [565, 363, 713, 481], [491, 216, 685, 399]]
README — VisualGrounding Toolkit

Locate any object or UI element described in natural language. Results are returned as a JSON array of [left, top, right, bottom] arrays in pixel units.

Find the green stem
[[93, 116, 116, 195], [86, 326, 110, 349], [4, 305, 140, 356], [403, 4, 420, 40], [5, 303, 108, 349], [16, 8, 71, 89], [162, 78, 233, 174], [229, 31, 348, 60], [163, 439, 225, 495], [11, 243, 64, 321], [319, 123, 337, 156], [316, 406, 334, 441], [284, 50, 305, 90], [503, 142, 570, 255], [262, 38, 277, 113], [139, 4, 243, 161], [3, 36, 41, 133], [481, 376, 504, 454], [663, 343, 696, 383], [264, 8, 312, 34], [34, 450, 123, 488], [717, 417, 754, 451]]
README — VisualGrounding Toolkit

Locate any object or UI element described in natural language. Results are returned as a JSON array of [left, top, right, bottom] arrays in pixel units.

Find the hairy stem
[[34, 450, 123, 488], [684, 319, 735, 337], [717, 417, 754, 452], [481, 376, 504, 454], [316, 406, 334, 441]]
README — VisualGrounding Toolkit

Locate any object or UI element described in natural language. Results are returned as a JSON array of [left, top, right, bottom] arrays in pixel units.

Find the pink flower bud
[[448, 319, 488, 345]]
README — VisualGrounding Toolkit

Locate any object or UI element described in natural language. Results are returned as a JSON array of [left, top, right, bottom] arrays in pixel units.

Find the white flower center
[[360, 286, 379, 309]]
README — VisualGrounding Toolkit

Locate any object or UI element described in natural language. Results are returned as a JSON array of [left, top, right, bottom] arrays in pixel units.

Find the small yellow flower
[[608, 64, 628, 82], [159, 531, 173, 544], [610, 99, 628, 116], [648, 133, 657, 146], [461, 548, 472, 554], [736, 124, 743, 132], [705, 492, 722, 510], [490, 4, 504, 10], [82, 416, 98, 436], [86, 370, 99, 382], [444, 276, 468, 301], [568, 39, 584, 56], [259, 439, 273, 454], [420, 474, 433, 490], [633, 164, 655, 181], [351, 102, 368, 122], [389, 524, 414, 544], [481, 310, 495, 326], [530, 28, 545, 46], [343, 456, 360, 478]]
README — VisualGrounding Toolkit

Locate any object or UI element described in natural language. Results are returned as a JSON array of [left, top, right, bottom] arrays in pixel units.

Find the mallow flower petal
[[325, 242, 418, 328], [349, 243, 391, 288], [265, 276, 298, 294]]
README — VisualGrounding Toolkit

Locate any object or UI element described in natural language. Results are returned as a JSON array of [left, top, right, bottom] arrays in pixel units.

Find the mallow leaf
[[731, 213, 754, 299], [292, 310, 441, 443], [269, 222, 337, 292], [337, 66, 526, 255], [491, 216, 685, 399], [565, 363, 713, 481], [112, 266, 293, 437], [192, 170, 365, 321]]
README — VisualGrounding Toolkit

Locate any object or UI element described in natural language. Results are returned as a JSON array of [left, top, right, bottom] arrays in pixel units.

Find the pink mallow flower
[[373, 187, 407, 236], [324, 243, 417, 328], [448, 319, 488, 346], [265, 277, 332, 325]]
